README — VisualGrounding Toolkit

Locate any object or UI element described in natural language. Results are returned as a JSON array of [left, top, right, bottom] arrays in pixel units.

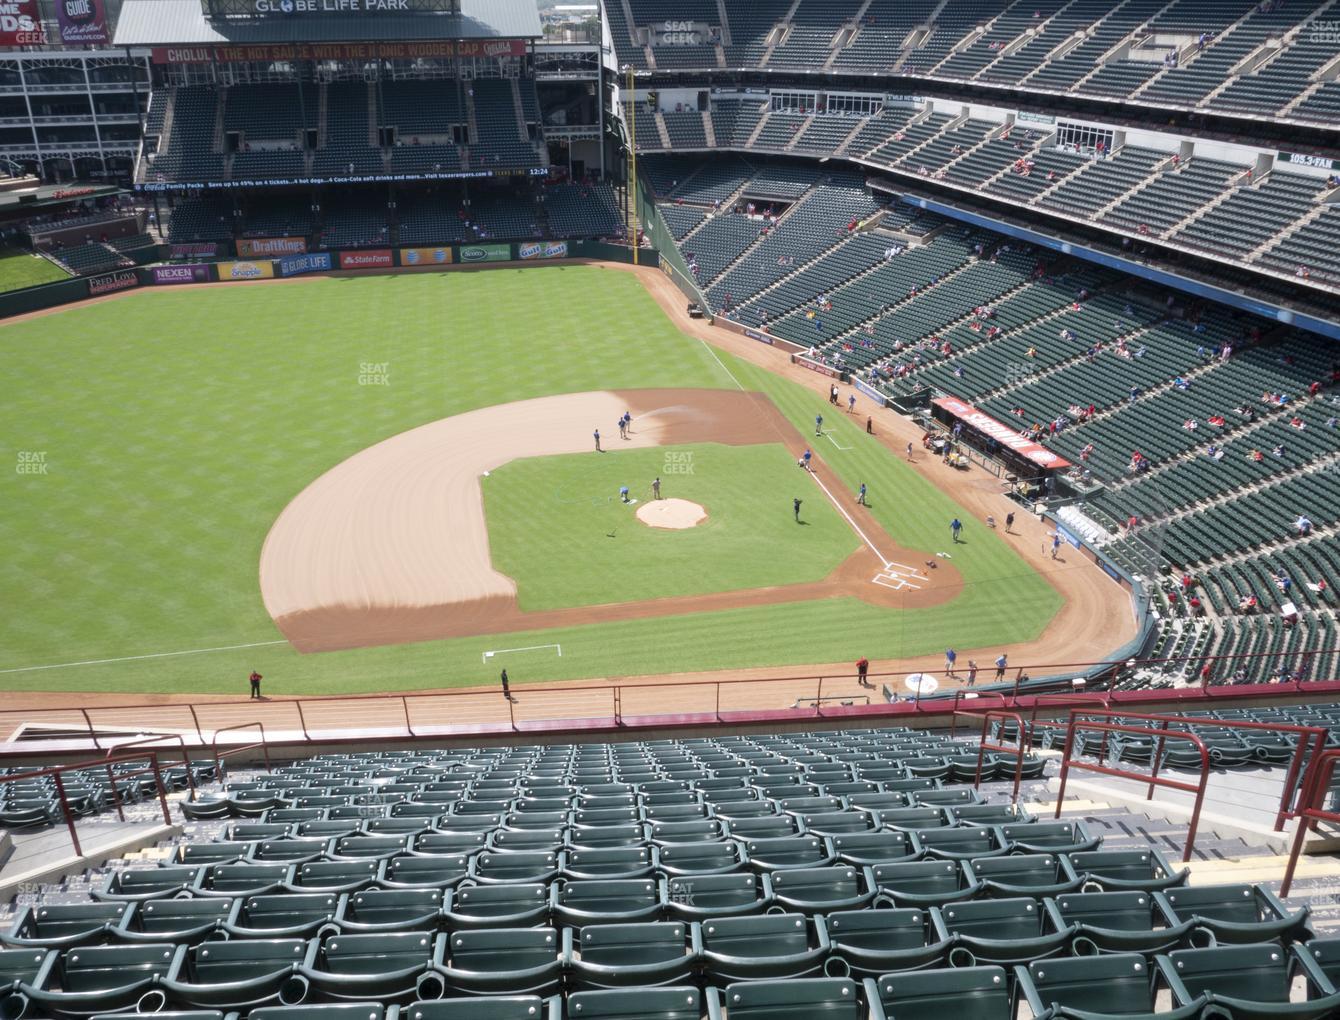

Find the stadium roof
[[114, 0, 541, 46]]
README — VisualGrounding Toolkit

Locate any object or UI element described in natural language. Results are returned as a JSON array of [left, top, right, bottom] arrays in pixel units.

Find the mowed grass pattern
[[1, 265, 1062, 694], [0, 248, 71, 293], [484, 443, 857, 610]]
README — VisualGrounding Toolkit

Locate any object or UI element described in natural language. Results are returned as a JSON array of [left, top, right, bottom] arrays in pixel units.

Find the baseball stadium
[[1, 0, 1340, 1014]]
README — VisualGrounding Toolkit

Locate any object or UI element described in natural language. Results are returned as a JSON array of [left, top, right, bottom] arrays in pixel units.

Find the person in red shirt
[[248, 671, 262, 699], [856, 657, 871, 688]]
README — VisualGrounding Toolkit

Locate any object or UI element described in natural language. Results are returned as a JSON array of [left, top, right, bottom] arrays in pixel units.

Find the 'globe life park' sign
[[251, 0, 430, 13]]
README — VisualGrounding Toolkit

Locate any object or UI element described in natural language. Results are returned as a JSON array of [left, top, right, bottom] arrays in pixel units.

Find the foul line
[[821, 428, 853, 451], [699, 338, 746, 392], [0, 639, 290, 676], [483, 643, 563, 663]]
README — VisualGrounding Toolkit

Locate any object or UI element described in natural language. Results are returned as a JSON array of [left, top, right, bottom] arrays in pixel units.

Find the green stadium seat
[[3, 903, 132, 950], [1155, 944, 1340, 1020], [999, 822, 1101, 854], [863, 965, 1010, 1020], [569, 824, 645, 849], [912, 788, 984, 808], [1300, 938, 1340, 994], [565, 922, 698, 988], [163, 938, 310, 1009], [95, 867, 201, 902], [251, 840, 329, 865], [551, 879, 663, 925], [441, 883, 550, 929], [194, 864, 294, 898], [327, 836, 413, 861], [0, 947, 55, 1018], [227, 824, 295, 842], [945, 804, 1035, 827], [662, 873, 774, 921], [931, 897, 1074, 965], [252, 1004, 393, 1020], [363, 817, 432, 836], [697, 913, 830, 984], [173, 844, 252, 867], [1065, 849, 1188, 892], [561, 848, 656, 880], [1046, 890, 1195, 955], [382, 851, 472, 889], [830, 830, 920, 866], [719, 816, 799, 839], [404, 996, 559, 1020], [876, 808, 950, 831], [298, 931, 434, 1000], [1015, 952, 1206, 1020], [657, 841, 747, 877], [289, 861, 380, 893], [490, 828, 566, 853], [335, 889, 443, 933], [769, 866, 876, 914], [796, 813, 876, 837], [226, 895, 339, 939], [1156, 884, 1310, 944], [565, 987, 704, 1020], [742, 837, 835, 873], [117, 898, 236, 945], [471, 851, 561, 885], [911, 826, 1008, 861], [825, 907, 950, 978], [433, 927, 564, 996], [23, 943, 176, 1015], [962, 854, 1084, 898], [713, 976, 864, 1020], [869, 860, 980, 907]]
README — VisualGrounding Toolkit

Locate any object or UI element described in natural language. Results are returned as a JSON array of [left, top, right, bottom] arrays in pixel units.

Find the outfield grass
[[484, 443, 857, 610], [0, 265, 1063, 694], [0, 247, 71, 293]]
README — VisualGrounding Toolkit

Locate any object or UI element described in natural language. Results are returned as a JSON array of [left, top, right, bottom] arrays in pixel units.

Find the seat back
[[315, 932, 433, 975], [720, 977, 862, 1020], [1019, 953, 1157, 1014], [566, 987, 702, 1020], [237, 895, 339, 931], [186, 938, 307, 983], [700, 913, 811, 957], [826, 908, 930, 951], [868, 965, 1009, 1020], [575, 922, 689, 967], [60, 943, 176, 991], [1162, 944, 1291, 1003], [445, 928, 559, 972]]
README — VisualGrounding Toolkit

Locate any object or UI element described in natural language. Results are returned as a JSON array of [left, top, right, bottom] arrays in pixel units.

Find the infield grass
[[1, 264, 1063, 694], [484, 443, 857, 609]]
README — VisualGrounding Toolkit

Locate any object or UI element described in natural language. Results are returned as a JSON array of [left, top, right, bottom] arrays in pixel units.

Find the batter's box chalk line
[[482, 643, 563, 663], [871, 561, 929, 592]]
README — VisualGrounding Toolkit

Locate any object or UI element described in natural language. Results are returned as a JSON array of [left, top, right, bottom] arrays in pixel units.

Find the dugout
[[929, 395, 1071, 485]]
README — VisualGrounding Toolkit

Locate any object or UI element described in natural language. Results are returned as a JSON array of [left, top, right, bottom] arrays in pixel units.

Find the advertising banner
[[792, 354, 843, 380], [744, 328, 774, 346], [518, 241, 568, 260], [1279, 151, 1334, 171], [87, 270, 138, 296], [339, 249, 393, 270], [152, 263, 211, 284], [931, 396, 1071, 469], [151, 39, 525, 64], [169, 242, 218, 259], [458, 243, 512, 264], [237, 236, 306, 257], [277, 252, 332, 277], [853, 376, 888, 406], [218, 260, 275, 280], [399, 246, 453, 267], [0, 0, 46, 46], [55, 0, 108, 44]]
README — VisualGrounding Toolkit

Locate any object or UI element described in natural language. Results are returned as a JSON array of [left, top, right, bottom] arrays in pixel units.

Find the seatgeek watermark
[[664, 451, 695, 475], [16, 451, 47, 475], [359, 361, 390, 386]]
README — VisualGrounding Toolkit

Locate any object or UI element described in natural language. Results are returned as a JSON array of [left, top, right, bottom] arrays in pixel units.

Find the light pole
[[622, 63, 639, 266]]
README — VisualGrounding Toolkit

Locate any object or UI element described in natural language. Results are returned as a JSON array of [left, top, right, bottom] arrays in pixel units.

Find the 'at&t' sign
[[657, 19, 702, 44]]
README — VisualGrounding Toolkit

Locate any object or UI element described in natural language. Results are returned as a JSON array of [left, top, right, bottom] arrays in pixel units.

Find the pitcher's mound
[[636, 498, 707, 530]]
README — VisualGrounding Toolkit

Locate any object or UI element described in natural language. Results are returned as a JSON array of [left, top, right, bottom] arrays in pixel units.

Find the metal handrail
[[1280, 748, 1340, 897], [103, 732, 198, 799], [954, 709, 1027, 803], [209, 721, 271, 781], [1062, 708, 1328, 830], [1054, 718, 1212, 862], [0, 751, 174, 857]]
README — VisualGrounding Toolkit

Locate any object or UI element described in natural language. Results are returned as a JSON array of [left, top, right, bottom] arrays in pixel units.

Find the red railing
[[1054, 718, 1212, 862], [1280, 748, 1340, 896], [104, 732, 198, 800], [954, 709, 1027, 802], [0, 751, 174, 857], [209, 721, 271, 780], [0, 647, 1337, 757], [1061, 709, 1327, 830]]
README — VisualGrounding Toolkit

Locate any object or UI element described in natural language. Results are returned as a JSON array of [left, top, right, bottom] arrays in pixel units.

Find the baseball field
[[1, 262, 1092, 697]]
